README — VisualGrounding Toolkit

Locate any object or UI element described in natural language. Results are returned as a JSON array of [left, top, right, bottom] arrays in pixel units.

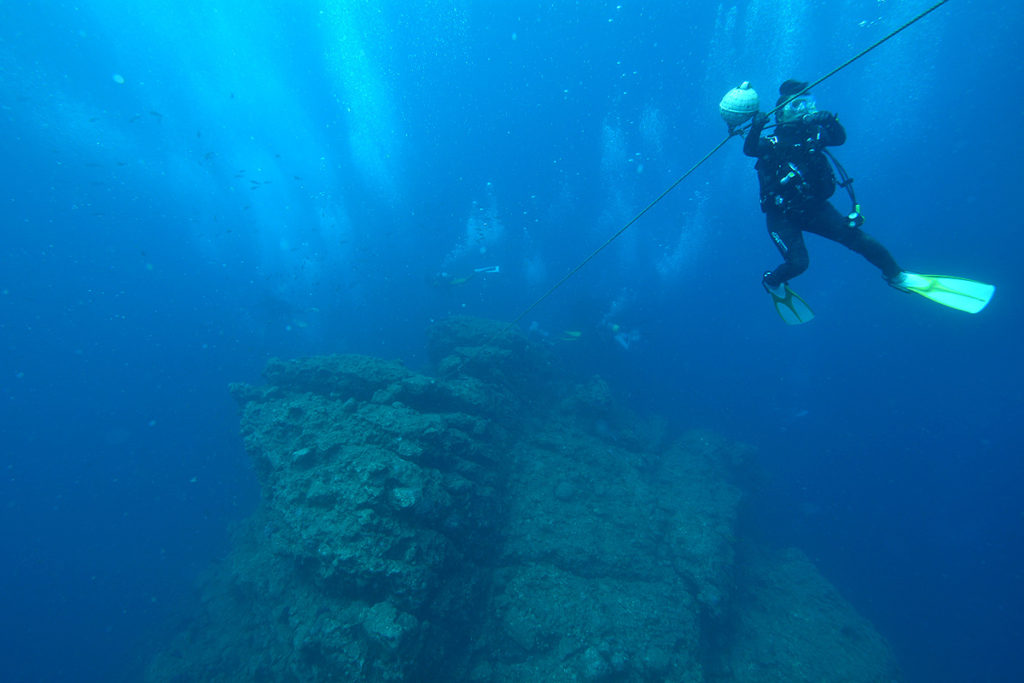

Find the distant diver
[[608, 323, 639, 351], [431, 265, 500, 288], [723, 80, 994, 323]]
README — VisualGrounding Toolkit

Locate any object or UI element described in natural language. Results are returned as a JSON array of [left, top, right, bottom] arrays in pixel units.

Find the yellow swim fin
[[764, 280, 815, 325], [890, 272, 995, 314]]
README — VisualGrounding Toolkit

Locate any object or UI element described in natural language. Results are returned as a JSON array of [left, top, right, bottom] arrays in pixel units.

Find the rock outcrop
[[147, 317, 899, 682]]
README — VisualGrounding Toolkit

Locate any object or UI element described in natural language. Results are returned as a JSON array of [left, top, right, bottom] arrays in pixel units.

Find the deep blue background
[[2, 2, 1021, 681]]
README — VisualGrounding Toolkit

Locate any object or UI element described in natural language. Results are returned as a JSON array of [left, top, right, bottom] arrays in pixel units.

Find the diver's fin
[[764, 280, 815, 325], [891, 272, 995, 314]]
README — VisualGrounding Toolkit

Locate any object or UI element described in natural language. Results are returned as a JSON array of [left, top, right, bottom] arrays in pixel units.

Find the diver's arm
[[812, 112, 846, 146], [743, 112, 770, 157]]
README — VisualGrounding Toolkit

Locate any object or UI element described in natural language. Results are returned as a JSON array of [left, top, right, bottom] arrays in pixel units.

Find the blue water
[[2, 1, 1022, 680]]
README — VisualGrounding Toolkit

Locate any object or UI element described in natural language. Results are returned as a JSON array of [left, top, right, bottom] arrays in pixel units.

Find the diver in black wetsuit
[[744, 80, 902, 291]]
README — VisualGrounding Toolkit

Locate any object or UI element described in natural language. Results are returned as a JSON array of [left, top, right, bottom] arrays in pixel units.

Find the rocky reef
[[147, 317, 899, 682]]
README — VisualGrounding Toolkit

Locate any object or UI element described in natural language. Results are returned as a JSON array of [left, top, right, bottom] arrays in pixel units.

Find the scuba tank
[[719, 82, 759, 132]]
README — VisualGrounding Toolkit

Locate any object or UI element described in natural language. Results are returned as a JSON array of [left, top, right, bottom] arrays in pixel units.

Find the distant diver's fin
[[890, 272, 995, 314], [474, 265, 500, 274], [764, 280, 815, 325], [560, 330, 582, 341]]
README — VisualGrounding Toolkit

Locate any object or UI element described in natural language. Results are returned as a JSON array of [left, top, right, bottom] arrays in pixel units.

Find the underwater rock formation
[[147, 317, 899, 682]]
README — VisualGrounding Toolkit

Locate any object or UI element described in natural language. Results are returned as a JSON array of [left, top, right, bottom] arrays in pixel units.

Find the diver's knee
[[788, 252, 809, 275]]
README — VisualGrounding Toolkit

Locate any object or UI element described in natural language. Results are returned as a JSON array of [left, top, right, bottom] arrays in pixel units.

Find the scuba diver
[[736, 79, 993, 323], [430, 265, 500, 289]]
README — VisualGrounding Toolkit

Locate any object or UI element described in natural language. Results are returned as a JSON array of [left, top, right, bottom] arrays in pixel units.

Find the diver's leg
[[763, 210, 809, 287], [805, 203, 902, 280]]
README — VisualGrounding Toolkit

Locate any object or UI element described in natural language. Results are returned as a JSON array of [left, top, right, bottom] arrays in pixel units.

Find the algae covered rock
[[724, 545, 900, 682], [427, 315, 554, 391], [148, 317, 899, 683], [487, 562, 703, 681]]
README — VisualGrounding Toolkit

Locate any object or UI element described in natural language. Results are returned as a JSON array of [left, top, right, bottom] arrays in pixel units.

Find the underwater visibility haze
[[2, 1, 1023, 681]]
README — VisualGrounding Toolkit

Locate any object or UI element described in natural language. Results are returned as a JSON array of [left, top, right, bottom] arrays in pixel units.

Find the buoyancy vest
[[755, 127, 837, 214]]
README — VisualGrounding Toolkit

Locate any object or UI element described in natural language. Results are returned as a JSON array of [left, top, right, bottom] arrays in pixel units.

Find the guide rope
[[448, 0, 951, 370]]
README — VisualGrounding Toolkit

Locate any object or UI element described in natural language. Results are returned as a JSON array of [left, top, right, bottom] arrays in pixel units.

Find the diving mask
[[778, 94, 817, 123]]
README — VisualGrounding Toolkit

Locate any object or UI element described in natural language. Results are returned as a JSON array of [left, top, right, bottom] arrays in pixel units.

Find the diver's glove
[[750, 111, 769, 133], [802, 111, 835, 125]]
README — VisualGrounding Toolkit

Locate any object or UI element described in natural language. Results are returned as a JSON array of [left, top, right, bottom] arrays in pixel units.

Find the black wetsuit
[[743, 113, 901, 287]]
